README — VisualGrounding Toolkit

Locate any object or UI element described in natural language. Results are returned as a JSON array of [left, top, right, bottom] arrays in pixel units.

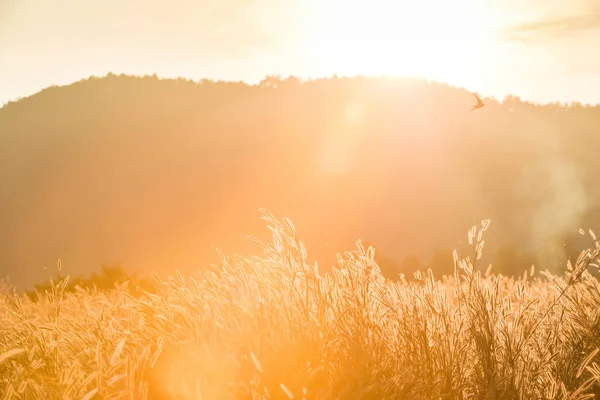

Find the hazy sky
[[1, 0, 600, 106]]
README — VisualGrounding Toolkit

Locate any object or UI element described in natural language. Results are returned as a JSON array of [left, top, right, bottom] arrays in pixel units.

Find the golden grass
[[2, 210, 600, 399]]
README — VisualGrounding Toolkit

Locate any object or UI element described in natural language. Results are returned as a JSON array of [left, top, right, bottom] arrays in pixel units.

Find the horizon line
[[2, 71, 600, 109]]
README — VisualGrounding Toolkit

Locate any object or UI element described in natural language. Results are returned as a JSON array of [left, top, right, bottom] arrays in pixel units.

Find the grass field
[[2, 210, 600, 399]]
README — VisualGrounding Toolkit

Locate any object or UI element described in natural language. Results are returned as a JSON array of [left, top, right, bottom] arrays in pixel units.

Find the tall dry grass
[[2, 210, 600, 399]]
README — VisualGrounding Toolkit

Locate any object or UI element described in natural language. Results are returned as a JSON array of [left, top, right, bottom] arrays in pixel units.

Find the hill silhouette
[[1, 73, 598, 289]]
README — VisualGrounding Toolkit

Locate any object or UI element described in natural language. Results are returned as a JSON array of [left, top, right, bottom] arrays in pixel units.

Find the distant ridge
[[0, 73, 598, 289]]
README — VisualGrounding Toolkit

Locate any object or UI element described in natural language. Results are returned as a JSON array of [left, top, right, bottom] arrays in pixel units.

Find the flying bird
[[470, 92, 485, 111]]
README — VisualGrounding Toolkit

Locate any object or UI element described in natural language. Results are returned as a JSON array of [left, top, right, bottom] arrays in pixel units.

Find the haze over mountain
[[1, 73, 599, 289]]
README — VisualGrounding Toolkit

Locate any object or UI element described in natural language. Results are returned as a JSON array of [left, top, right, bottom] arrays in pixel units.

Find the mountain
[[1, 73, 599, 289]]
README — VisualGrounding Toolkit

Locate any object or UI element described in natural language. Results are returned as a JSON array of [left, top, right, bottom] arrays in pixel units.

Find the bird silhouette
[[470, 92, 485, 111]]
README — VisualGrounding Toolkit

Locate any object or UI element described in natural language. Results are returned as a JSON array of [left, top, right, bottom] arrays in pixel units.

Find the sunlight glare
[[319, 100, 366, 176], [303, 0, 497, 88], [344, 102, 363, 124]]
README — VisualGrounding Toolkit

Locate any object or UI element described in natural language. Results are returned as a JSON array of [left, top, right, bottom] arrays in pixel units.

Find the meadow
[[2, 210, 600, 399]]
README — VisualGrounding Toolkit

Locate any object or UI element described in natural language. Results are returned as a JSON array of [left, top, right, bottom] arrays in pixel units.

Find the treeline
[[24, 241, 542, 300], [24, 264, 159, 301], [349, 242, 538, 280]]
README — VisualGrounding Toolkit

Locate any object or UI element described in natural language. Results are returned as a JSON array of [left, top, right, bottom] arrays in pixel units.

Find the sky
[[1, 0, 600, 106]]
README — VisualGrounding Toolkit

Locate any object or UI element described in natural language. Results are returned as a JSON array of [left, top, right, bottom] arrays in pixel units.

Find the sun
[[300, 0, 499, 88]]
